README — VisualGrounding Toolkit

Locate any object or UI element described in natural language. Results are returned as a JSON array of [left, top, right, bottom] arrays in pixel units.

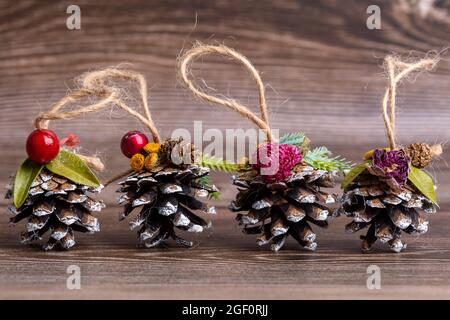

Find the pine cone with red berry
[[6, 130, 104, 250], [117, 133, 218, 248]]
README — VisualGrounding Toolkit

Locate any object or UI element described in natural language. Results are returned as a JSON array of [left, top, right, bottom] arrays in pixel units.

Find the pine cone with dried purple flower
[[340, 149, 437, 253], [5, 169, 104, 250]]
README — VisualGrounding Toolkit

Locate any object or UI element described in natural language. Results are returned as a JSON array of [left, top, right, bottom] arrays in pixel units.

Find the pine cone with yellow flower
[[117, 133, 218, 248]]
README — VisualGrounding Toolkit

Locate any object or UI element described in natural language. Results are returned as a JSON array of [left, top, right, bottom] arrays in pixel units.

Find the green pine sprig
[[197, 175, 211, 186], [200, 155, 239, 173], [279, 132, 306, 147], [303, 146, 352, 173]]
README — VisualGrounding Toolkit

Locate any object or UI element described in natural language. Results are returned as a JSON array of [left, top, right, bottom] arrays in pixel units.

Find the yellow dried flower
[[143, 142, 161, 154], [239, 156, 249, 165], [237, 156, 251, 171], [130, 153, 145, 171], [144, 153, 158, 170]]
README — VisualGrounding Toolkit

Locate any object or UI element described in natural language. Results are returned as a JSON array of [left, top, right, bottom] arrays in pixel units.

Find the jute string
[[34, 68, 161, 173], [179, 44, 275, 142], [381, 55, 438, 150], [35, 69, 160, 142]]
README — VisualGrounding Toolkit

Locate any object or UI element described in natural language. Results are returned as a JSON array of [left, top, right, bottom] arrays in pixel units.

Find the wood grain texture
[[1, 0, 450, 299], [1, 205, 450, 300]]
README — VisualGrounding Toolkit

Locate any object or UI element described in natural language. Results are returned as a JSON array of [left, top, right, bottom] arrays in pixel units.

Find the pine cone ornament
[[230, 141, 344, 252], [6, 169, 104, 250], [117, 135, 218, 248], [341, 148, 438, 253], [178, 44, 350, 251]]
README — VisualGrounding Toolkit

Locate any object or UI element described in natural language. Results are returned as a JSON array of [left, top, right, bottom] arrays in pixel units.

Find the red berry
[[26, 129, 60, 164], [121, 131, 149, 158]]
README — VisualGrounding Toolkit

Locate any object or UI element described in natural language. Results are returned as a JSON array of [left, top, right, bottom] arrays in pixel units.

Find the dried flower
[[252, 143, 302, 183], [60, 133, 80, 149], [144, 153, 158, 170], [143, 142, 160, 154], [239, 156, 249, 165], [237, 156, 251, 171], [371, 149, 410, 187], [130, 153, 145, 171], [363, 147, 390, 160]]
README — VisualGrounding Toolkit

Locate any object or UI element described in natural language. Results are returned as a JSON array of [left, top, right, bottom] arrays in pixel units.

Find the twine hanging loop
[[179, 44, 275, 142], [381, 55, 438, 150], [33, 68, 162, 171]]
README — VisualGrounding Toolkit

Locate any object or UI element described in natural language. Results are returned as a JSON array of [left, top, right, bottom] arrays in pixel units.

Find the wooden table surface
[[1, 203, 450, 300], [1, 0, 450, 299]]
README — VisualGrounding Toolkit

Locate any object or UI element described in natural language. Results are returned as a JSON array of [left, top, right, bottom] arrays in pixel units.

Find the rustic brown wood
[[1, 0, 450, 299], [1, 205, 450, 299]]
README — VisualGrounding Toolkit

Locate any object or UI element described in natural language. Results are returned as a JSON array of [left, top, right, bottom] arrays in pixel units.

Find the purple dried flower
[[372, 149, 410, 187], [252, 143, 302, 183]]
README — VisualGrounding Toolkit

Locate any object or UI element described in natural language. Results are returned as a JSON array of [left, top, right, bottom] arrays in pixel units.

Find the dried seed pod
[[406, 143, 433, 168], [159, 137, 199, 167]]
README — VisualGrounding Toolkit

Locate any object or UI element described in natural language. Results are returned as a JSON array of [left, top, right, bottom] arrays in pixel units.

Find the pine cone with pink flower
[[230, 135, 348, 252]]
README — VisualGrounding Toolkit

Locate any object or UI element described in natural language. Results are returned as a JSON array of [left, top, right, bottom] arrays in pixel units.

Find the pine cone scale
[[283, 204, 306, 223], [51, 224, 69, 240], [306, 204, 329, 221], [33, 200, 55, 216]]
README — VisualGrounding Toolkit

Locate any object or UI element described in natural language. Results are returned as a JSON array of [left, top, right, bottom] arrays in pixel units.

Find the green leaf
[[13, 159, 43, 208], [200, 155, 239, 173], [209, 191, 221, 200], [279, 132, 306, 146], [341, 160, 370, 188], [408, 166, 438, 205], [45, 150, 101, 188], [304, 146, 352, 173]]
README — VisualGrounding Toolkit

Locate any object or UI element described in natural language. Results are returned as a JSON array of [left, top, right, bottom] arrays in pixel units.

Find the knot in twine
[[178, 43, 275, 142], [381, 55, 440, 154], [33, 68, 161, 172]]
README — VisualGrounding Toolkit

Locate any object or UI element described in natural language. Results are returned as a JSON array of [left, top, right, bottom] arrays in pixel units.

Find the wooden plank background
[[1, 0, 450, 299]]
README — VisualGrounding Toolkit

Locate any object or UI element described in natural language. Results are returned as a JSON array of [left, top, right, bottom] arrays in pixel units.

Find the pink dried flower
[[60, 133, 80, 149], [252, 143, 302, 183]]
